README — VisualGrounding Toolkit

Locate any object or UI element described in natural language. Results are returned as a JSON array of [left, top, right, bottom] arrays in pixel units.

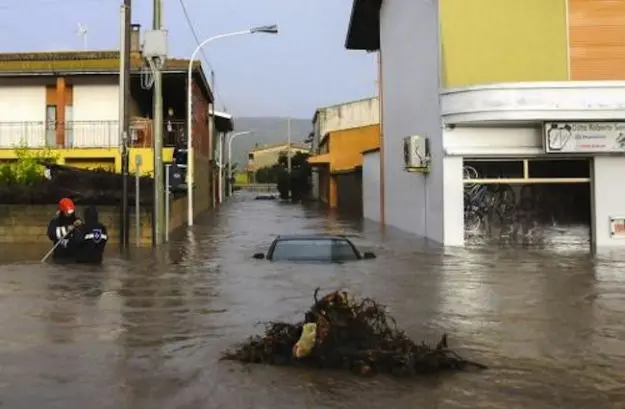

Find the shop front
[[440, 82, 625, 249]]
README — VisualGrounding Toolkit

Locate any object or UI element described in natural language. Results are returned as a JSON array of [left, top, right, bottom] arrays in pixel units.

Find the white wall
[[0, 85, 46, 147], [592, 157, 625, 247], [72, 84, 120, 147], [362, 151, 381, 222], [379, 0, 446, 242], [316, 97, 379, 137]]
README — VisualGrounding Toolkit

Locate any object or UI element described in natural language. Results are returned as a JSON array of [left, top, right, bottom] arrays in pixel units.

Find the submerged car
[[253, 234, 376, 263]]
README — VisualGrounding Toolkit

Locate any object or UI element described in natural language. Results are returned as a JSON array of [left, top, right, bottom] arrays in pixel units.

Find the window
[[45, 105, 56, 147], [271, 239, 359, 262], [65, 105, 73, 147]]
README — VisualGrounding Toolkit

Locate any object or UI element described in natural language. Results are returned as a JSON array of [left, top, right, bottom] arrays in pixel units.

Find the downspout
[[377, 50, 386, 227]]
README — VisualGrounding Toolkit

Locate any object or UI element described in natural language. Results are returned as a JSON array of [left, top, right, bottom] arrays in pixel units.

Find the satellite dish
[[76, 23, 88, 50]]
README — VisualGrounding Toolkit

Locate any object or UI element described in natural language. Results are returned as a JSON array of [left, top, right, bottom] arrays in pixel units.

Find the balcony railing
[[0, 121, 119, 148], [0, 120, 187, 149]]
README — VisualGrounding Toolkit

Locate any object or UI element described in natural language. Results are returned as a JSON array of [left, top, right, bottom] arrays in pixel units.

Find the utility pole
[[152, 0, 165, 245], [287, 116, 292, 200], [119, 0, 131, 250], [209, 70, 216, 209], [287, 116, 292, 173]]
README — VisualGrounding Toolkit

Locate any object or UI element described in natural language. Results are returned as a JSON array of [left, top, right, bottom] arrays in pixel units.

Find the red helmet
[[58, 198, 75, 214]]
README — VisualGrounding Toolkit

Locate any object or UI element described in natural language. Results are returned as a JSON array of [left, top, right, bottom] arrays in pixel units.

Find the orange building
[[308, 123, 379, 214]]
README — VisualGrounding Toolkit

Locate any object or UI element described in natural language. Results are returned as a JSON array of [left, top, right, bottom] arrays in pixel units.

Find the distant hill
[[230, 117, 311, 170]]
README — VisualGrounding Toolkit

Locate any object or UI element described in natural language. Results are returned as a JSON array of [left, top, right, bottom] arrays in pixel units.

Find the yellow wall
[[250, 147, 309, 170], [0, 147, 174, 176], [440, 0, 569, 87], [325, 124, 380, 172], [309, 124, 380, 209]]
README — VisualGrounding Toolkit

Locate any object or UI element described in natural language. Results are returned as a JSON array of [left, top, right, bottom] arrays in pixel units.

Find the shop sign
[[544, 122, 625, 153], [609, 216, 625, 238]]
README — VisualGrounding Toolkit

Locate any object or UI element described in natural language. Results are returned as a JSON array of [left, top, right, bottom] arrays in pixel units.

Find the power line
[[178, 0, 227, 111]]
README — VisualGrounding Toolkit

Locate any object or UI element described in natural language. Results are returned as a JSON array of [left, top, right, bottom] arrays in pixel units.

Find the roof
[[362, 147, 380, 155], [251, 142, 310, 153], [0, 50, 214, 101], [345, 0, 381, 51], [213, 110, 232, 120]]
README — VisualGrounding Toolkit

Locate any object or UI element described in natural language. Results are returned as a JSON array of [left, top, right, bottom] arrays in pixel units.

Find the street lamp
[[227, 131, 252, 197], [186, 24, 278, 226]]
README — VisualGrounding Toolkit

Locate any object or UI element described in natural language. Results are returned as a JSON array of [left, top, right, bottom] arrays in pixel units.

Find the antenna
[[77, 23, 88, 50]]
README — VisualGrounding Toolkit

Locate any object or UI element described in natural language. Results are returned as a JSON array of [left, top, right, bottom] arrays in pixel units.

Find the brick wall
[[0, 196, 191, 244]]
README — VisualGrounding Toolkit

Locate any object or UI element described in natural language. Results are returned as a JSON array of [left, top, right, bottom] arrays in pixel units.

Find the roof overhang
[[0, 67, 215, 103], [345, 0, 382, 51], [307, 153, 331, 166], [212, 110, 234, 133], [441, 81, 625, 125], [362, 147, 380, 155]]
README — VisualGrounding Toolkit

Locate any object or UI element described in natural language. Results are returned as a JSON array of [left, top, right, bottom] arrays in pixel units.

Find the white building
[[0, 47, 212, 151], [346, 0, 625, 249]]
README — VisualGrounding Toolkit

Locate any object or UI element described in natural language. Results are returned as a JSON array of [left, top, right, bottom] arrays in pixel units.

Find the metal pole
[[119, 2, 131, 250], [287, 117, 292, 173], [186, 54, 195, 226], [165, 164, 170, 242], [210, 70, 216, 209], [135, 155, 141, 247], [152, 0, 165, 245], [227, 131, 251, 197], [227, 133, 233, 197], [287, 116, 292, 200], [218, 132, 223, 204]]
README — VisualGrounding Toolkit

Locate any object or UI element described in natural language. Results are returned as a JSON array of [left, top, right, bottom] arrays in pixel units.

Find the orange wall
[[327, 124, 380, 172], [569, 0, 625, 80]]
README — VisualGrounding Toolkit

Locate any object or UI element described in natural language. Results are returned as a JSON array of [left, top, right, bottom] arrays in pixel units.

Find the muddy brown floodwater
[[0, 192, 624, 409]]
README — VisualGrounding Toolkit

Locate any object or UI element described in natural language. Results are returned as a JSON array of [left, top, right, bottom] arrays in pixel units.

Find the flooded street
[[0, 193, 624, 409]]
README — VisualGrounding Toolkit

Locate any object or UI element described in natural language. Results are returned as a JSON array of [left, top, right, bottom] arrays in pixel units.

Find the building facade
[[311, 97, 379, 199], [347, 0, 625, 248], [0, 40, 231, 217], [246, 142, 309, 176], [308, 123, 379, 214], [0, 48, 215, 175]]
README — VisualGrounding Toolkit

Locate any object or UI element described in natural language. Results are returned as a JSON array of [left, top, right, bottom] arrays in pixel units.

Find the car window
[[270, 239, 359, 262]]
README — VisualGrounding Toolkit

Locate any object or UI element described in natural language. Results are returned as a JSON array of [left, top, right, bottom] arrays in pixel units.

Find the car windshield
[[270, 238, 360, 262]]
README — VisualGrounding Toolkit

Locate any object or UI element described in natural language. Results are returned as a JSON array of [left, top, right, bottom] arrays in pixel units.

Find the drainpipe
[[377, 50, 385, 227]]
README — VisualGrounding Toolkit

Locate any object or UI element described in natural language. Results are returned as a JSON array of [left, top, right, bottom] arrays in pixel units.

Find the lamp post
[[186, 24, 279, 226], [227, 130, 252, 197]]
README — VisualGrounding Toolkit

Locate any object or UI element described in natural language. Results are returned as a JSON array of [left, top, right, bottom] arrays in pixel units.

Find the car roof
[[275, 234, 349, 241]]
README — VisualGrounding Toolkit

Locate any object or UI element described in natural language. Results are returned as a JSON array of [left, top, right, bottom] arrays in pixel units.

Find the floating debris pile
[[222, 288, 487, 377]]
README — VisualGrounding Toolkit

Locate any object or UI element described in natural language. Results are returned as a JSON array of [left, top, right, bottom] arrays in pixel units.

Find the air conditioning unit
[[403, 134, 430, 171]]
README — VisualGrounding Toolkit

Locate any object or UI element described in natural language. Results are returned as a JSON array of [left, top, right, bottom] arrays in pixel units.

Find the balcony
[[0, 119, 187, 149]]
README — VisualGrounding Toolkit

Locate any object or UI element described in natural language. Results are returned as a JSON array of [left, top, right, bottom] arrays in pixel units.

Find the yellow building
[[0, 37, 216, 177], [246, 142, 309, 181], [308, 124, 379, 212]]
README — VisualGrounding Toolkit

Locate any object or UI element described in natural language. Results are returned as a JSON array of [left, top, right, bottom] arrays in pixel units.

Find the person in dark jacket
[[73, 206, 108, 264], [46, 198, 82, 259]]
